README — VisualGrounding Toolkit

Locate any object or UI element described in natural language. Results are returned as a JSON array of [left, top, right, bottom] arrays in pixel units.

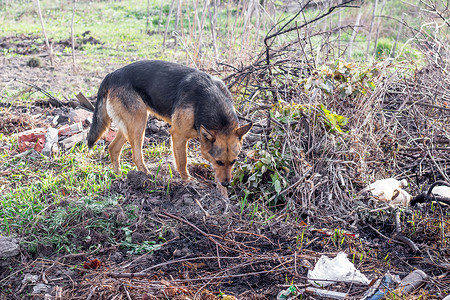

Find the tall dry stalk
[[366, 0, 378, 59], [372, 0, 387, 56], [195, 0, 209, 61], [36, 0, 53, 65], [390, 13, 406, 58], [174, 0, 182, 45], [208, 0, 218, 58], [71, 0, 77, 71], [146, 0, 150, 33], [346, 8, 362, 60], [338, 0, 342, 54], [163, 0, 176, 48], [193, 0, 200, 35], [157, 0, 163, 34]]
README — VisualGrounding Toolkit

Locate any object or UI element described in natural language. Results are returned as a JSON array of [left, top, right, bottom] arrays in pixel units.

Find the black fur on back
[[97, 60, 238, 133]]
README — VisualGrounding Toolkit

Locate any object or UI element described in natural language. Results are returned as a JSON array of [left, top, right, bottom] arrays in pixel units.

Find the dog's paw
[[180, 174, 195, 182]]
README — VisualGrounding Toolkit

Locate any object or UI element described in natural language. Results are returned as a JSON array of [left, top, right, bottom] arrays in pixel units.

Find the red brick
[[17, 128, 47, 152]]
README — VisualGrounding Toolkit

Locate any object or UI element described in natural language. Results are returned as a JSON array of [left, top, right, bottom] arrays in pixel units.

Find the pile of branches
[[220, 0, 450, 222]]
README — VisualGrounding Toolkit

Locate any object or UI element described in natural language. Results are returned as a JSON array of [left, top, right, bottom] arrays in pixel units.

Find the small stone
[[32, 283, 51, 294], [0, 236, 20, 258]]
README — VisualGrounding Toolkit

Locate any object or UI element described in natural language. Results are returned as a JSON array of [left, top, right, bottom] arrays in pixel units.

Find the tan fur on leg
[[109, 130, 127, 175]]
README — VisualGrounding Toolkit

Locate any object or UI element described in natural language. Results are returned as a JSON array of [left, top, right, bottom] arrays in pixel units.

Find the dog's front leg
[[171, 133, 192, 181], [109, 130, 127, 175]]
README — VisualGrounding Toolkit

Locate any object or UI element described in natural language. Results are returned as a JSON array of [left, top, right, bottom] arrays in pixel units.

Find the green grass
[[0, 139, 165, 255], [0, 143, 117, 233], [0, 0, 177, 66]]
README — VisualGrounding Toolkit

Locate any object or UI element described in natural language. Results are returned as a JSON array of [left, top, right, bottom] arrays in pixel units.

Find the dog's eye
[[216, 160, 224, 166], [231, 160, 237, 165]]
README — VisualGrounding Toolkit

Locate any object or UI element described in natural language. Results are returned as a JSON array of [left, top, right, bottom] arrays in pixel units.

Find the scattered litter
[[41, 128, 58, 156], [411, 180, 450, 206], [58, 122, 83, 136], [304, 287, 347, 299], [431, 185, 450, 198], [67, 99, 80, 109], [390, 189, 412, 207], [362, 178, 410, 206], [76, 92, 95, 111], [307, 252, 369, 287], [32, 283, 51, 294], [17, 128, 47, 153], [83, 258, 102, 270], [277, 285, 296, 299], [361, 273, 400, 300], [60, 131, 87, 150], [364, 178, 407, 200], [68, 108, 93, 126], [22, 274, 39, 285], [396, 269, 428, 296]]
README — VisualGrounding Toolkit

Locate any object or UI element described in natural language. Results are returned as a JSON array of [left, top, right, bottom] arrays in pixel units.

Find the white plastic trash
[[41, 128, 59, 156], [307, 252, 370, 287], [390, 189, 412, 207], [364, 178, 408, 201], [431, 185, 450, 198]]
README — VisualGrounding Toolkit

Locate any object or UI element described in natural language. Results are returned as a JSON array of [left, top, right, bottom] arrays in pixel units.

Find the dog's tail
[[87, 74, 112, 148]]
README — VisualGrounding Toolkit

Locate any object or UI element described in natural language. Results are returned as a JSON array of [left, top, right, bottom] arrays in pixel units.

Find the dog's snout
[[221, 181, 230, 187]]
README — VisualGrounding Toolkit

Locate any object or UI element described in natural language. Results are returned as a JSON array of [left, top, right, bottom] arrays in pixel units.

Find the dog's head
[[199, 123, 252, 187]]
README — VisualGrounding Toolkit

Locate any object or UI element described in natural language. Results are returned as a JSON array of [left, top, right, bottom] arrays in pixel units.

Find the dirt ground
[[0, 35, 449, 299]]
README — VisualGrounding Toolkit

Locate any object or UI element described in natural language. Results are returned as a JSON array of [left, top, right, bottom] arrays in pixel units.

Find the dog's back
[[87, 60, 238, 147]]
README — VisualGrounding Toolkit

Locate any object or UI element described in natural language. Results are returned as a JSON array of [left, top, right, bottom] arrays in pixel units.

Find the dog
[[87, 60, 252, 191]]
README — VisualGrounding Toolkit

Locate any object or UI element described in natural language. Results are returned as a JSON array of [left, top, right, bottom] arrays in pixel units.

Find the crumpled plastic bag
[[365, 178, 408, 201], [307, 252, 370, 287], [361, 178, 411, 206]]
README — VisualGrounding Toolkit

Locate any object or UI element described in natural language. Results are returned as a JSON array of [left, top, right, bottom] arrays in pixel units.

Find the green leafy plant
[[234, 140, 291, 205], [301, 59, 378, 99], [121, 226, 163, 254]]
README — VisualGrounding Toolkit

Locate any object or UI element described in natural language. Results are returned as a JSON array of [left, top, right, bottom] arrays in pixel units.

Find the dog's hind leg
[[128, 111, 150, 174], [109, 130, 127, 175]]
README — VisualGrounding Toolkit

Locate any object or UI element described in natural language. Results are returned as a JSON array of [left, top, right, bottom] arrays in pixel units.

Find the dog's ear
[[235, 122, 252, 139], [199, 125, 216, 144]]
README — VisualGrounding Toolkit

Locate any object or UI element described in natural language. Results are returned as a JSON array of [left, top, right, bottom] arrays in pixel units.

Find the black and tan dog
[[87, 60, 252, 190]]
